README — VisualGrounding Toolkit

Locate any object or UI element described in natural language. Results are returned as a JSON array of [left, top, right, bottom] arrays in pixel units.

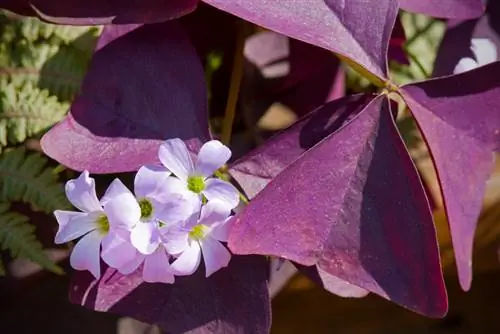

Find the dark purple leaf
[[229, 95, 447, 316], [41, 21, 209, 173], [399, 0, 484, 19], [433, 0, 499, 77], [388, 16, 409, 65], [401, 61, 500, 290], [202, 0, 399, 80], [70, 255, 270, 333], [231, 95, 373, 299], [0, 0, 198, 25], [229, 94, 373, 199]]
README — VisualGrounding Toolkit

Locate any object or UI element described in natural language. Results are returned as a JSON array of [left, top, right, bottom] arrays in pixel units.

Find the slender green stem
[[221, 22, 246, 146], [404, 47, 430, 78]]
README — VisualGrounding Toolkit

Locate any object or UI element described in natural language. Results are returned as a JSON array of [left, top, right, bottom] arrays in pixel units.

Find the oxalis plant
[[2, 0, 500, 333]]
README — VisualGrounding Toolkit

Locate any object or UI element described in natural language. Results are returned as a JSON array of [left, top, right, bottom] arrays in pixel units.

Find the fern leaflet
[[0, 147, 70, 213], [0, 203, 63, 275]]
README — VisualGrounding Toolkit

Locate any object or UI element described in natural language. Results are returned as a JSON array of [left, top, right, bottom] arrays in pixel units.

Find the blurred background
[[0, 4, 499, 333]]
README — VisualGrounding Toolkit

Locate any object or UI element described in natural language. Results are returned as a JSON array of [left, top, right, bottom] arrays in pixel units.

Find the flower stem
[[239, 192, 249, 205], [221, 21, 246, 146]]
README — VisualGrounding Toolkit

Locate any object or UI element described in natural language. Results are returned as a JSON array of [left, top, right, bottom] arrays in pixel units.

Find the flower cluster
[[53, 138, 240, 283]]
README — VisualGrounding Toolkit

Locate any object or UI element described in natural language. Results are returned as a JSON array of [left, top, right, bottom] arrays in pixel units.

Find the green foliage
[[0, 82, 68, 149], [390, 12, 445, 85], [0, 11, 99, 102], [0, 147, 70, 213], [0, 13, 98, 276], [0, 202, 63, 275]]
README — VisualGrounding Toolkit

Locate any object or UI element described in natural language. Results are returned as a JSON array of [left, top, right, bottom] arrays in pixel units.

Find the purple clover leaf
[[228, 94, 447, 316], [203, 0, 399, 82], [401, 61, 500, 290], [0, 0, 198, 25], [41, 21, 210, 173], [69, 255, 270, 333]]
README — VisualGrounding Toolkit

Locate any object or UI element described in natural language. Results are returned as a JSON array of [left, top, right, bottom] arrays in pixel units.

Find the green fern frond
[[18, 16, 98, 44], [0, 11, 99, 101], [0, 148, 70, 213], [0, 202, 63, 275], [0, 82, 68, 148]]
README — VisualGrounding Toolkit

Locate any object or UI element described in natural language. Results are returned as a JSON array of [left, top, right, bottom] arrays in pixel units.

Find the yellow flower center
[[96, 214, 109, 234], [189, 224, 208, 240], [187, 176, 205, 193], [139, 198, 153, 220]]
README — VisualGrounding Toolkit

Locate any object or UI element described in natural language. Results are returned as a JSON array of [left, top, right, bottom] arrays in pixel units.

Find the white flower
[[54, 171, 139, 279], [163, 200, 233, 277], [454, 38, 497, 74], [158, 138, 240, 210]]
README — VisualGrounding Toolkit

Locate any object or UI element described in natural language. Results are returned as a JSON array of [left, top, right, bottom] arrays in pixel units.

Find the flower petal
[[453, 57, 478, 74], [101, 230, 138, 269], [154, 192, 199, 224], [203, 178, 240, 209], [54, 210, 97, 244], [65, 170, 101, 212], [170, 241, 201, 275], [471, 38, 497, 66], [158, 138, 194, 181], [200, 237, 231, 277], [134, 164, 171, 199], [162, 224, 189, 255], [118, 252, 145, 275], [208, 217, 233, 242], [199, 199, 232, 226], [131, 222, 161, 255], [70, 230, 103, 279], [103, 193, 141, 229], [101, 178, 135, 206], [143, 248, 175, 283], [195, 140, 231, 177]]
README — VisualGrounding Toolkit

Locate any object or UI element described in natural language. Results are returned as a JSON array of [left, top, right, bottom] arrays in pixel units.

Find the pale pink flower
[[163, 200, 233, 277], [54, 171, 139, 279], [158, 138, 240, 210]]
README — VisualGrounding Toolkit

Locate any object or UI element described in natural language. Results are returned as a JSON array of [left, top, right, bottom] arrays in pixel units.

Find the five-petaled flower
[[159, 138, 240, 210], [54, 171, 139, 279], [164, 199, 234, 277]]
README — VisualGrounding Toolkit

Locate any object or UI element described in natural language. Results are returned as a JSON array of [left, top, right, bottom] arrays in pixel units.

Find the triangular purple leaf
[[230, 94, 371, 298], [202, 0, 399, 80], [401, 61, 500, 290], [41, 21, 209, 173], [399, 0, 484, 19], [70, 256, 270, 333], [0, 0, 198, 25], [229, 95, 447, 316], [229, 94, 373, 199]]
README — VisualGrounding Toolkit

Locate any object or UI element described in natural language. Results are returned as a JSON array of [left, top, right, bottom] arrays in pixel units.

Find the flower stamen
[[139, 198, 153, 220], [189, 225, 208, 241], [96, 214, 110, 235], [187, 176, 205, 193]]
